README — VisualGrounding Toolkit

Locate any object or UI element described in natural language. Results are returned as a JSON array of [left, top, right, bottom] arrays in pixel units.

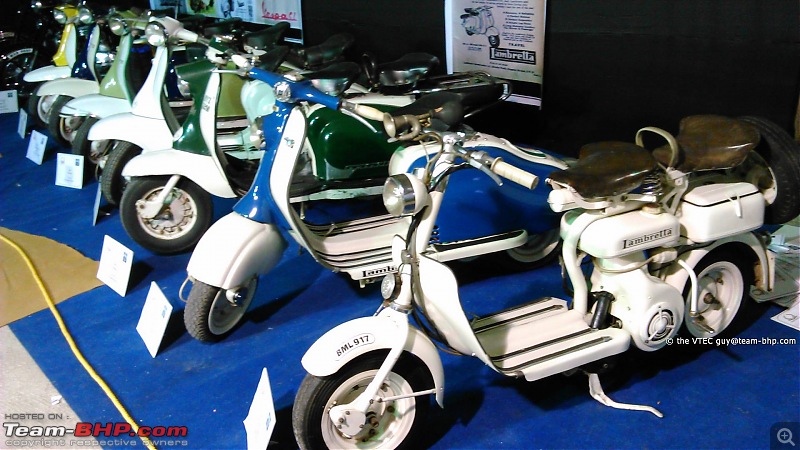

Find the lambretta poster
[[149, 0, 303, 41], [445, 0, 546, 106]]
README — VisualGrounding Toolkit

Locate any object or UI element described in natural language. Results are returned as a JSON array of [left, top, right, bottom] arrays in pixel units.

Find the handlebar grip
[[491, 159, 538, 189], [350, 104, 385, 122]]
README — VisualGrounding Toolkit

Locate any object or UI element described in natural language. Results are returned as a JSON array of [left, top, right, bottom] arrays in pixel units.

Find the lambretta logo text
[[363, 266, 395, 278], [623, 228, 673, 249], [490, 48, 536, 65]]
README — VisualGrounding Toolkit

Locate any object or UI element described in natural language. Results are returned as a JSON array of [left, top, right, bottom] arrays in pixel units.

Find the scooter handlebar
[[491, 158, 539, 189]]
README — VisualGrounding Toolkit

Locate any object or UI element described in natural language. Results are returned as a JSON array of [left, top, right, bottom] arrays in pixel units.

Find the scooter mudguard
[[61, 94, 130, 118], [121, 149, 237, 198], [88, 114, 173, 152], [36, 78, 98, 97], [302, 315, 445, 407], [23, 65, 71, 83], [658, 232, 772, 295], [187, 212, 288, 289]]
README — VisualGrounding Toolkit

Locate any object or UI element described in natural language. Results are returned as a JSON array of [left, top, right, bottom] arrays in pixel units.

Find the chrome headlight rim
[[383, 174, 424, 217], [53, 9, 67, 24], [145, 22, 167, 47], [380, 273, 401, 301], [77, 6, 93, 25], [108, 15, 128, 36]]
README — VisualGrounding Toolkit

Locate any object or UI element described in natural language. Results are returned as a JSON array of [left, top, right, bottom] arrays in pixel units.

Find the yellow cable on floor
[[1, 233, 158, 450]]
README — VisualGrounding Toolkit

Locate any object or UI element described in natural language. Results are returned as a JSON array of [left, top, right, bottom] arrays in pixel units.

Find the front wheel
[[26, 92, 56, 128], [292, 353, 432, 450], [47, 95, 81, 147], [119, 176, 213, 254], [681, 247, 757, 339], [184, 278, 257, 342], [101, 141, 142, 205]]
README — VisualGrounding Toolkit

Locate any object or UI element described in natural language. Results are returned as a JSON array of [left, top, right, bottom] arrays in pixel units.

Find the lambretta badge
[[623, 228, 673, 249], [362, 266, 395, 278], [490, 47, 536, 65]]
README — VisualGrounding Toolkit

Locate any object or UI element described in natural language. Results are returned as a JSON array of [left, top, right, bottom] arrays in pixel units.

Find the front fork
[[136, 174, 181, 219], [327, 263, 431, 437]]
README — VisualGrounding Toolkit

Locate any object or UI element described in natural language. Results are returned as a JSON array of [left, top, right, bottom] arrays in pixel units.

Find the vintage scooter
[[48, 9, 150, 150], [461, 6, 500, 48], [291, 112, 797, 448], [86, 15, 257, 205], [181, 59, 566, 342]]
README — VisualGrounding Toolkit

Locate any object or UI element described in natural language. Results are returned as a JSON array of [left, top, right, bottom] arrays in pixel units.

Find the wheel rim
[[88, 139, 111, 165], [208, 278, 256, 335], [37, 95, 57, 122], [60, 115, 84, 143], [735, 152, 778, 205], [134, 185, 199, 240], [321, 369, 416, 449], [506, 228, 560, 263], [2, 53, 32, 88], [684, 261, 744, 337]]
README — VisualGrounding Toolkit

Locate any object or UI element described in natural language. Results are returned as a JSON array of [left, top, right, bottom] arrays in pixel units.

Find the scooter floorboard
[[473, 299, 630, 382]]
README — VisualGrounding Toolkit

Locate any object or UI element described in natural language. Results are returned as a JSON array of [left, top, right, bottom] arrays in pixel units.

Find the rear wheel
[[293, 353, 431, 450], [101, 141, 141, 205], [494, 228, 561, 270], [47, 95, 81, 147], [736, 116, 800, 224], [119, 176, 213, 254], [681, 247, 756, 339], [0, 46, 35, 96], [184, 278, 257, 342]]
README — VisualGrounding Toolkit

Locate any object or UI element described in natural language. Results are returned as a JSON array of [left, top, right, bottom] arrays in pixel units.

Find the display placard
[[96, 235, 134, 297], [136, 282, 174, 357], [0, 90, 19, 114], [17, 109, 28, 139], [26, 130, 47, 165], [243, 368, 276, 449], [55, 153, 84, 189]]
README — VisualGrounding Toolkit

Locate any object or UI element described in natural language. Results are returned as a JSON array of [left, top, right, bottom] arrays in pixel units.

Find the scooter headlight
[[53, 9, 67, 24], [145, 22, 167, 47], [108, 15, 128, 36], [31, 1, 46, 11], [382, 174, 427, 217], [380, 273, 401, 301], [77, 7, 93, 25]]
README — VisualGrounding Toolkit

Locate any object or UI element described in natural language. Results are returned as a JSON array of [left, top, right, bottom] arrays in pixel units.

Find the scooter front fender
[[302, 315, 445, 407], [61, 94, 130, 118], [187, 212, 288, 289], [23, 65, 71, 83], [122, 149, 237, 199], [88, 114, 172, 152], [36, 78, 98, 97]]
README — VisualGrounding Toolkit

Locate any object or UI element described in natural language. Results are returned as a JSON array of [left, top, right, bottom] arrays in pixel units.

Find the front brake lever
[[467, 155, 503, 186]]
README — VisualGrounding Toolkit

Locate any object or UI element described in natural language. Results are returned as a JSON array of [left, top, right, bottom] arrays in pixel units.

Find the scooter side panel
[[61, 95, 130, 118], [187, 212, 288, 289], [36, 78, 98, 97], [87, 114, 172, 152], [301, 315, 445, 407], [121, 149, 237, 198], [23, 65, 71, 83]]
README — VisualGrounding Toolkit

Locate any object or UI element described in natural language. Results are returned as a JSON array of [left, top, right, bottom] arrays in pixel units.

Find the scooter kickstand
[[587, 373, 664, 418]]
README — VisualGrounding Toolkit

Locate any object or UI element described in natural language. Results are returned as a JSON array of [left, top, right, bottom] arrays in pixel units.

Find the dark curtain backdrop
[[4, 0, 798, 154]]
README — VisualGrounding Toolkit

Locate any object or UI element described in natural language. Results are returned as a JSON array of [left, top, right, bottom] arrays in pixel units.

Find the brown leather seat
[[549, 141, 656, 198], [653, 115, 760, 171]]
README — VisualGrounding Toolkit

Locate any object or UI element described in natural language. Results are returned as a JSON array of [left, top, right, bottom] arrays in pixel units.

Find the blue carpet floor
[[1, 112, 798, 449]]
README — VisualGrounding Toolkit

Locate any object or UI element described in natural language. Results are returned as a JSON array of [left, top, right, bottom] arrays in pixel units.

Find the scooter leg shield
[[187, 212, 289, 290], [301, 315, 445, 407]]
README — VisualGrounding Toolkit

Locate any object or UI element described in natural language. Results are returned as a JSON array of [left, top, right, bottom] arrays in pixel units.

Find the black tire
[[46, 95, 80, 147], [119, 176, 213, 254], [292, 352, 432, 450], [680, 246, 758, 339], [738, 116, 800, 224], [492, 228, 562, 271], [101, 141, 141, 206], [71, 116, 111, 179], [184, 278, 257, 342], [0, 46, 35, 95]]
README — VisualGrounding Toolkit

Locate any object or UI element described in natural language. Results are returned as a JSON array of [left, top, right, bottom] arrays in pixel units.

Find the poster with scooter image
[[445, 0, 546, 106]]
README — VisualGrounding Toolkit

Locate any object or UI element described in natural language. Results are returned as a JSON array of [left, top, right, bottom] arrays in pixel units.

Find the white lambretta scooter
[[292, 113, 798, 448]]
